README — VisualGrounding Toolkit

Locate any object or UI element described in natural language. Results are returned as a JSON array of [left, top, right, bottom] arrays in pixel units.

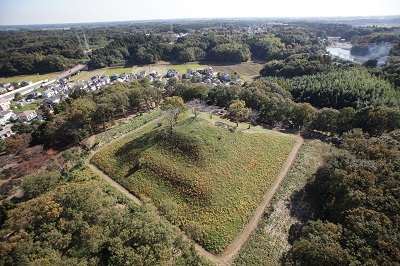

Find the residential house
[[145, 75, 154, 83], [0, 110, 15, 125], [119, 73, 127, 81], [204, 78, 212, 85], [110, 74, 119, 81], [42, 89, 55, 98], [231, 78, 244, 85], [182, 73, 193, 79], [65, 82, 75, 90], [194, 72, 202, 79], [43, 95, 61, 107], [2, 83, 14, 91], [36, 109, 45, 120], [26, 93, 38, 100], [221, 74, 231, 81], [196, 68, 205, 74], [167, 69, 176, 77], [20, 81, 32, 87], [0, 97, 10, 111], [173, 73, 182, 79], [100, 75, 110, 84], [0, 127, 13, 140], [154, 77, 167, 84], [17, 110, 37, 122]]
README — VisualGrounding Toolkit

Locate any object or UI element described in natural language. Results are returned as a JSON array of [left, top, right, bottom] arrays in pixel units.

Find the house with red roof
[[17, 110, 37, 122]]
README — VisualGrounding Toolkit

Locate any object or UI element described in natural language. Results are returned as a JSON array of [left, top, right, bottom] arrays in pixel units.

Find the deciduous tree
[[229, 100, 251, 127]]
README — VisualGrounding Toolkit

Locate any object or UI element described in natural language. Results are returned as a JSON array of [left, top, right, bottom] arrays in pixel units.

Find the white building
[[0, 97, 10, 111], [0, 110, 15, 125]]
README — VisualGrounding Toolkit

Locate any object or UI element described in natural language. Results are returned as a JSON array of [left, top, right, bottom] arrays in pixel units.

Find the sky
[[0, 0, 399, 25]]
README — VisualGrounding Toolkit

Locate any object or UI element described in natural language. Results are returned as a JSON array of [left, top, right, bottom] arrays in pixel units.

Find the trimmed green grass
[[11, 99, 44, 113], [92, 116, 296, 253], [233, 140, 332, 266]]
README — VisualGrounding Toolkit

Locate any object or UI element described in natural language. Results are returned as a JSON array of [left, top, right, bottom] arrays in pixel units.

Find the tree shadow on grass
[[285, 167, 327, 246], [115, 129, 160, 165]]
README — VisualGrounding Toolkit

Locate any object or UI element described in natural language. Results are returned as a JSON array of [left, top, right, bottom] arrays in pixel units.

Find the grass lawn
[[11, 99, 44, 113], [69, 69, 106, 82], [132, 62, 207, 76], [0, 61, 263, 85], [92, 115, 296, 253], [103, 67, 133, 76], [209, 61, 263, 81], [131, 61, 262, 80], [0, 73, 59, 84]]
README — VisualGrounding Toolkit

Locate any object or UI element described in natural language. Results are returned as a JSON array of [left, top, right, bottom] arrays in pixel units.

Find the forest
[[1, 18, 400, 265], [284, 129, 400, 265], [1, 19, 325, 76]]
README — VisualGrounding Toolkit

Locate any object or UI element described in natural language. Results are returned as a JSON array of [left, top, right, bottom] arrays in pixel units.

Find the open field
[[209, 61, 263, 81], [1, 61, 263, 85], [0, 72, 60, 83], [103, 67, 134, 76], [132, 62, 207, 75], [69, 69, 106, 82], [233, 140, 332, 265], [92, 116, 296, 253]]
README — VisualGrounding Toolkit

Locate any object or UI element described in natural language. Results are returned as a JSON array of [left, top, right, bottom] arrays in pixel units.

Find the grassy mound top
[[92, 117, 296, 253]]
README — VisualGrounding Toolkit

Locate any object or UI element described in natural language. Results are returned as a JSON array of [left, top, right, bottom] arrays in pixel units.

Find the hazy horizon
[[1, 0, 399, 26]]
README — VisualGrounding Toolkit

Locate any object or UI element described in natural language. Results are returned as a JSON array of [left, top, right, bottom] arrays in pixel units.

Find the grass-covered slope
[[92, 117, 296, 253]]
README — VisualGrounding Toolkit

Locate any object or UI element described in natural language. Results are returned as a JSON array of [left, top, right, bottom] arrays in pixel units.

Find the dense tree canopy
[[287, 67, 400, 109], [286, 129, 400, 265]]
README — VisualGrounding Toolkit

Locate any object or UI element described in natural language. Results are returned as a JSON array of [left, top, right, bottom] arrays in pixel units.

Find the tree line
[[33, 79, 162, 148], [0, 21, 325, 76], [0, 145, 211, 265], [3, 72, 398, 152], [284, 129, 400, 265]]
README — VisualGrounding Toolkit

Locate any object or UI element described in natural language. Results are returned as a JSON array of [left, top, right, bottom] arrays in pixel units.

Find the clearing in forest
[[91, 117, 296, 254]]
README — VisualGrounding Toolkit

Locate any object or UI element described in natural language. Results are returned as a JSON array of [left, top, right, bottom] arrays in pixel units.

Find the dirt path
[[87, 117, 303, 265], [207, 134, 304, 264], [86, 116, 165, 204]]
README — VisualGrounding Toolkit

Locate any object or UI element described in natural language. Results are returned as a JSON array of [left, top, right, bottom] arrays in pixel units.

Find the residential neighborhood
[[0, 65, 245, 140]]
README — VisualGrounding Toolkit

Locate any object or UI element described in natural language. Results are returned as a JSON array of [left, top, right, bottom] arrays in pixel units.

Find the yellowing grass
[[0, 73, 59, 83], [132, 62, 206, 75], [103, 67, 134, 76], [92, 117, 295, 253]]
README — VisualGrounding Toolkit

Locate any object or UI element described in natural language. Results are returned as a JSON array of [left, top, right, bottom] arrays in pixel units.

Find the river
[[327, 42, 391, 66], [327, 45, 365, 64]]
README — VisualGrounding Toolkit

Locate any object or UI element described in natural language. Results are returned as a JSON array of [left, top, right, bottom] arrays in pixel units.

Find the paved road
[[1, 63, 87, 100], [56, 64, 86, 80], [2, 80, 44, 100]]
